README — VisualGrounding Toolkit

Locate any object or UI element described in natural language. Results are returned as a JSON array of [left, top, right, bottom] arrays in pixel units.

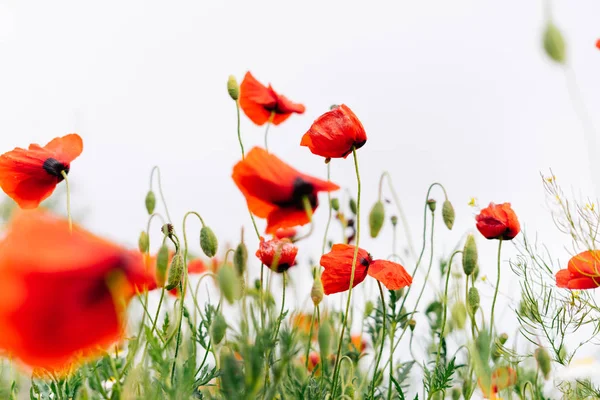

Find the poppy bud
[[391, 215, 398, 227], [311, 275, 324, 306], [468, 287, 480, 316], [349, 198, 357, 215], [451, 388, 461, 400], [218, 264, 239, 304], [462, 234, 478, 276], [364, 300, 374, 316], [427, 199, 436, 212], [394, 288, 405, 299], [210, 313, 228, 345], [318, 320, 332, 359], [234, 242, 248, 276], [498, 333, 508, 345], [535, 347, 552, 380], [145, 191, 156, 215], [156, 244, 170, 287], [138, 231, 149, 253], [369, 201, 385, 238], [442, 200, 455, 230], [165, 253, 184, 290], [451, 302, 467, 330], [330, 198, 340, 211], [408, 319, 416, 332], [345, 386, 355, 398], [254, 278, 261, 290], [227, 75, 239, 101], [161, 223, 174, 236], [543, 22, 566, 64], [200, 226, 218, 257]]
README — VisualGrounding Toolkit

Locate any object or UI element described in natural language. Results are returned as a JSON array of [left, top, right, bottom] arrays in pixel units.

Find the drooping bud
[[200, 226, 218, 257], [210, 312, 228, 345], [534, 347, 552, 380], [161, 223, 174, 236], [543, 22, 566, 64], [165, 253, 184, 290], [462, 234, 478, 276], [227, 75, 239, 100], [451, 302, 467, 330], [369, 201, 385, 238], [468, 287, 480, 316], [155, 244, 170, 287], [427, 199, 437, 212], [442, 200, 455, 230], [349, 198, 357, 215], [311, 275, 324, 306], [234, 242, 248, 276], [145, 191, 156, 215], [218, 264, 239, 304], [330, 198, 340, 211], [390, 215, 398, 227], [138, 231, 149, 253], [408, 319, 416, 332], [318, 319, 332, 359]]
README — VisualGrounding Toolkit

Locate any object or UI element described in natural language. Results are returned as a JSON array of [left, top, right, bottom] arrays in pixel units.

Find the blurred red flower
[[256, 237, 298, 272], [475, 203, 520, 240], [556, 250, 600, 290]]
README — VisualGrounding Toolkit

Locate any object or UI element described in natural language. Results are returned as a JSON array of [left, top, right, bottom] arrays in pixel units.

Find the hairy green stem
[[490, 239, 503, 335], [370, 281, 387, 398]]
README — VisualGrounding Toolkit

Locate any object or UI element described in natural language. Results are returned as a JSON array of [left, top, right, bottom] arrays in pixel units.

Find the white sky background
[[1, 0, 600, 394]]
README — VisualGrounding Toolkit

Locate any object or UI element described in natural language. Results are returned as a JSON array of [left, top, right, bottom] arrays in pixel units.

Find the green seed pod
[[543, 22, 566, 64], [364, 301, 375, 316], [468, 287, 480, 316], [233, 242, 248, 276], [535, 347, 552, 380], [200, 226, 218, 257], [369, 201, 385, 238], [311, 275, 324, 306], [210, 313, 228, 345], [427, 198, 437, 212], [165, 253, 184, 290], [349, 198, 357, 215], [330, 198, 340, 211], [138, 231, 149, 253], [318, 320, 332, 359], [145, 191, 156, 215], [451, 302, 467, 330], [442, 200, 455, 230], [227, 75, 239, 100], [254, 278, 261, 290], [155, 244, 170, 287], [462, 234, 478, 276], [218, 264, 239, 304], [390, 215, 398, 227]]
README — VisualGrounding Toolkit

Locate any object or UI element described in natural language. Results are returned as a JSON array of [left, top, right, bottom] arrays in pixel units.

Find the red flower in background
[[232, 147, 339, 234], [475, 203, 520, 240], [274, 227, 297, 240], [300, 104, 367, 159], [239, 72, 305, 126], [596, 39, 600, 50], [256, 237, 298, 272], [0, 209, 153, 373], [0, 134, 83, 209], [478, 366, 517, 398], [556, 250, 600, 290], [320, 244, 412, 295]]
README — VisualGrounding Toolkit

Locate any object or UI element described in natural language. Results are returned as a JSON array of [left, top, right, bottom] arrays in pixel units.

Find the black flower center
[[273, 177, 317, 210], [43, 158, 69, 181]]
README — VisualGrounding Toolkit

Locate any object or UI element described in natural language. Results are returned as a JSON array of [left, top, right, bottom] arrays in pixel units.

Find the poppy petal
[[266, 208, 310, 235], [367, 260, 412, 290], [320, 244, 370, 295], [44, 133, 83, 163], [239, 72, 277, 126]]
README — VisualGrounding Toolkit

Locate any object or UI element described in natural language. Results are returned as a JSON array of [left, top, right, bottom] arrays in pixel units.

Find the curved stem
[[370, 281, 386, 399], [60, 171, 72, 233], [234, 101, 245, 159], [149, 166, 172, 223], [331, 147, 361, 397], [490, 239, 503, 335], [264, 112, 275, 152], [378, 171, 416, 258]]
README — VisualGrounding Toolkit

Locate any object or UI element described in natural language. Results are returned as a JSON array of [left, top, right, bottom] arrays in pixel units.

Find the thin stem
[[321, 164, 333, 257], [235, 101, 245, 159], [490, 239, 503, 335], [378, 171, 416, 258], [264, 272, 287, 396], [369, 281, 386, 399], [60, 170, 72, 233], [264, 112, 275, 152], [149, 166, 172, 224], [331, 147, 361, 397]]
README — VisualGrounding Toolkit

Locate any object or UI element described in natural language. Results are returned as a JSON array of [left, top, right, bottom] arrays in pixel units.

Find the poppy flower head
[[300, 104, 367, 159], [320, 244, 371, 295], [478, 366, 517, 398], [239, 72, 305, 126], [232, 147, 339, 234], [274, 227, 297, 240], [0, 134, 83, 209], [304, 352, 321, 373], [0, 209, 151, 373], [475, 202, 520, 240], [350, 335, 367, 353], [596, 39, 600, 50], [556, 250, 600, 290], [255, 237, 298, 273]]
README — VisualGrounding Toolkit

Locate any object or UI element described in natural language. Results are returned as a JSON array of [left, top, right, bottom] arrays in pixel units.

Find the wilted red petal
[[320, 244, 370, 295], [367, 259, 412, 290]]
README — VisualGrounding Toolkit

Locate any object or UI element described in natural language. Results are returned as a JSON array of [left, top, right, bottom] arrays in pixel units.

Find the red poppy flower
[[239, 72, 305, 126], [0, 134, 83, 209], [274, 227, 297, 240], [0, 209, 153, 373], [556, 250, 600, 290], [320, 244, 412, 295], [303, 352, 321, 373], [232, 147, 339, 234], [475, 203, 520, 240], [255, 237, 298, 273], [478, 366, 517, 398], [596, 39, 600, 50], [350, 335, 367, 353], [300, 104, 367, 159]]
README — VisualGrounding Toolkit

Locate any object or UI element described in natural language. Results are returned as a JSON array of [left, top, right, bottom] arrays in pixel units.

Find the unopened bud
[[451, 388, 461, 400], [543, 22, 566, 64], [391, 215, 398, 226], [138, 231, 149, 253], [349, 198, 357, 215], [234, 242, 248, 276], [451, 302, 467, 330], [369, 201, 385, 238], [442, 200, 455, 230], [408, 319, 416, 332], [535, 347, 552, 380], [364, 301, 374, 316], [200, 226, 218, 257], [427, 199, 437, 212], [145, 191, 156, 215], [462, 234, 478, 276], [311, 275, 324, 306], [218, 264, 239, 304], [468, 287, 480, 316], [210, 313, 228, 345], [156, 244, 170, 287], [498, 333, 509, 345], [227, 75, 239, 100], [165, 253, 184, 290], [330, 198, 340, 211], [254, 278, 261, 290], [161, 223, 174, 236]]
